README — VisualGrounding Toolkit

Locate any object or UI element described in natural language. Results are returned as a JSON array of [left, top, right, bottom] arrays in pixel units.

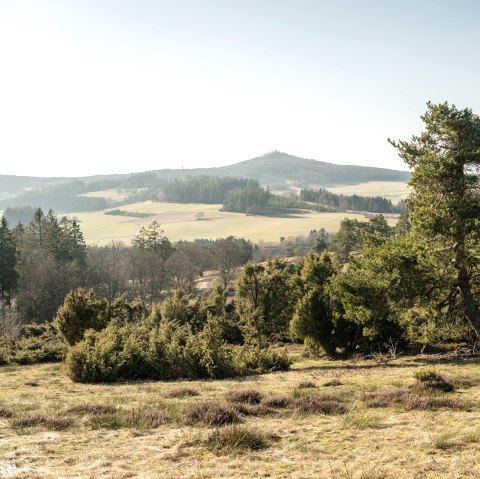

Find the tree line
[[299, 188, 405, 213], [2, 173, 405, 218]]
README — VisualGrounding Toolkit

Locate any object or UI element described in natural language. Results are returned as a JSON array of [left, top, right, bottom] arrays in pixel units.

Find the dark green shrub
[[236, 347, 291, 374], [414, 369, 438, 382], [0, 338, 10, 365], [54, 289, 108, 346], [9, 323, 67, 365], [66, 320, 156, 383], [65, 302, 290, 383]]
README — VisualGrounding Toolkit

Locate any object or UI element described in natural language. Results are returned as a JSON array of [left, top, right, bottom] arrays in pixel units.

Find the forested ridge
[[0, 152, 408, 215], [1, 103, 479, 383], [2, 174, 403, 220]]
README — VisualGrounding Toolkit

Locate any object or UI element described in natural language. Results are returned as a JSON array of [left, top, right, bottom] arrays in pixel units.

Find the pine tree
[[0, 216, 17, 303]]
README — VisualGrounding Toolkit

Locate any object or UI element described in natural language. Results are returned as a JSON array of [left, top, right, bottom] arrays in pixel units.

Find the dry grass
[[325, 181, 410, 203], [1, 352, 480, 478], [11, 414, 75, 431], [297, 380, 317, 389], [73, 201, 383, 245], [165, 387, 200, 398], [294, 393, 349, 415]]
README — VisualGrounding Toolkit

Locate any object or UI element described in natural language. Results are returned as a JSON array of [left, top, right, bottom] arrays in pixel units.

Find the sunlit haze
[[1, 0, 479, 177]]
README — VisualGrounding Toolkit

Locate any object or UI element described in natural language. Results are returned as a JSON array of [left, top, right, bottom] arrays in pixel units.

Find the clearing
[[1, 350, 479, 478], [73, 201, 396, 246]]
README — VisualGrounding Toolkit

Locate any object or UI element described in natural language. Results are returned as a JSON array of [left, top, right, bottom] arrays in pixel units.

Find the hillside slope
[[0, 151, 410, 204]]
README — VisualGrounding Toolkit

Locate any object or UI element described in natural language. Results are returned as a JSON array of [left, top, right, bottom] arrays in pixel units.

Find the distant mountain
[[0, 152, 410, 205], [0, 173, 129, 199], [148, 151, 410, 189], [206, 151, 410, 189]]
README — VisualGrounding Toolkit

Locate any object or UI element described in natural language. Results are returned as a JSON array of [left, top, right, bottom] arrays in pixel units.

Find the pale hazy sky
[[1, 0, 479, 177]]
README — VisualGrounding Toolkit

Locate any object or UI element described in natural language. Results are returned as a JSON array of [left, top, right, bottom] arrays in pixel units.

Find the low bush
[[323, 379, 343, 387], [0, 407, 14, 418], [166, 387, 200, 398], [232, 404, 275, 417], [449, 374, 480, 389], [11, 414, 75, 430], [236, 347, 291, 374], [262, 395, 293, 408], [206, 425, 269, 453], [66, 404, 118, 415], [66, 315, 291, 383], [294, 394, 348, 415], [413, 371, 454, 392], [364, 388, 466, 410], [87, 408, 169, 430], [225, 389, 263, 405], [297, 381, 317, 389], [185, 401, 240, 426], [0, 323, 67, 365]]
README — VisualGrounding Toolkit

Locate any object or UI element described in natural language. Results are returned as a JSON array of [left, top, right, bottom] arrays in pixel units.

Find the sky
[[1, 0, 480, 177]]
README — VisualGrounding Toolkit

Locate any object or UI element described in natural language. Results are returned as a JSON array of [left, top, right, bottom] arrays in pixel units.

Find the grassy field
[[1, 349, 479, 478], [326, 181, 410, 203], [73, 201, 396, 246], [80, 188, 133, 202]]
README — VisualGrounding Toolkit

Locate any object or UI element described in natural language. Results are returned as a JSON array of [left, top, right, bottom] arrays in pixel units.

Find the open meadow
[[325, 181, 410, 203], [73, 201, 395, 246], [1, 349, 479, 478]]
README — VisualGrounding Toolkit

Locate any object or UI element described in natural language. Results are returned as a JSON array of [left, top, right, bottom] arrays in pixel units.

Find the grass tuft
[[0, 407, 14, 418], [341, 408, 383, 429], [294, 394, 348, 415], [428, 429, 459, 450], [206, 425, 270, 454], [413, 370, 454, 392], [297, 381, 317, 389], [225, 388, 263, 405], [66, 403, 118, 415], [233, 404, 276, 417], [364, 388, 466, 410], [324, 379, 343, 387], [88, 408, 169, 430], [11, 414, 75, 430], [185, 401, 240, 426], [166, 387, 200, 398], [262, 395, 293, 408]]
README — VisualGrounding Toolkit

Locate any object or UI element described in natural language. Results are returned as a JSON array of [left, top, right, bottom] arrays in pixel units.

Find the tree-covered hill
[[202, 151, 411, 189], [0, 151, 410, 202]]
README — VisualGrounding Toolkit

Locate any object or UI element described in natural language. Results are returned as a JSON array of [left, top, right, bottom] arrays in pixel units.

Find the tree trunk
[[456, 237, 480, 338]]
